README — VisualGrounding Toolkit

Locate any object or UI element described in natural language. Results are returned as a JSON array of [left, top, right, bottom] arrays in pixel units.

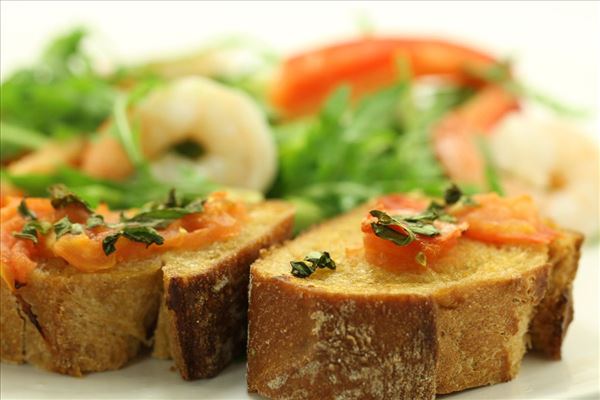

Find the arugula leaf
[[270, 80, 473, 231], [6, 166, 216, 210], [476, 137, 505, 196], [0, 122, 49, 160], [1, 28, 116, 156]]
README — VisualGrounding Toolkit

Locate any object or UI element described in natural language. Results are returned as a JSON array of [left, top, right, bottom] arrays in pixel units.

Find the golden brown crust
[[155, 201, 295, 380], [434, 263, 550, 394], [529, 230, 583, 359], [1, 258, 163, 376], [0, 278, 25, 363], [247, 274, 438, 400]]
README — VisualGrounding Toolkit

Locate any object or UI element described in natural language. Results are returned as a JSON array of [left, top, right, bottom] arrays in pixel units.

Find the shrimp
[[488, 113, 599, 237], [6, 138, 85, 175], [81, 77, 277, 192], [435, 102, 599, 237]]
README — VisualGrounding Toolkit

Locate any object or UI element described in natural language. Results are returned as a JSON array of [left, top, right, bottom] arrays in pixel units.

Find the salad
[[1, 28, 598, 236]]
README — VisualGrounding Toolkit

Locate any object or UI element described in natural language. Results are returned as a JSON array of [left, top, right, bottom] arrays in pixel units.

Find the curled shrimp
[[81, 76, 277, 192], [433, 91, 599, 237], [488, 113, 599, 237]]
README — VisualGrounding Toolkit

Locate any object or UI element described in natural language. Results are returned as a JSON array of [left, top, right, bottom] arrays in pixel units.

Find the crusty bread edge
[[159, 204, 295, 380]]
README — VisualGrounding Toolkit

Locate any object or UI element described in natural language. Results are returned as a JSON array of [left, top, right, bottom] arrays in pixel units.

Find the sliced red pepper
[[270, 37, 498, 117]]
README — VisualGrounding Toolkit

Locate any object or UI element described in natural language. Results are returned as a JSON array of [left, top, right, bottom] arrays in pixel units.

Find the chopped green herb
[[13, 199, 52, 243], [12, 219, 52, 244], [102, 226, 164, 256], [53, 217, 84, 239], [444, 183, 462, 205], [86, 214, 105, 228], [17, 199, 37, 220], [369, 209, 440, 248], [48, 183, 93, 212], [290, 251, 336, 278]]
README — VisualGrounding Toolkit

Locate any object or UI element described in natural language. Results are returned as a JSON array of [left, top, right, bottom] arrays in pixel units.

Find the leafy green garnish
[[13, 220, 52, 244], [0, 122, 49, 160], [476, 137, 505, 196], [12, 199, 52, 243], [0, 28, 116, 161], [102, 226, 164, 256], [290, 251, 337, 278], [99, 189, 206, 255], [11, 185, 206, 256], [17, 199, 37, 220], [49, 183, 94, 212], [270, 79, 474, 231], [53, 217, 84, 240]]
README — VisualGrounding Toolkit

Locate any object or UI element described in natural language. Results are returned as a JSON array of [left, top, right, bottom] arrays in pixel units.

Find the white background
[[1, 1, 599, 399]]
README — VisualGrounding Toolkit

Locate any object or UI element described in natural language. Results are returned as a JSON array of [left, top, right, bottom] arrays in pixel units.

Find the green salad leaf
[[269, 80, 474, 231], [1, 29, 116, 159]]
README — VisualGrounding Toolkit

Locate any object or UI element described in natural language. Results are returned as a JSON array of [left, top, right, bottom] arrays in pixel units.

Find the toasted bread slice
[[247, 205, 582, 399], [1, 200, 294, 377], [153, 201, 295, 379]]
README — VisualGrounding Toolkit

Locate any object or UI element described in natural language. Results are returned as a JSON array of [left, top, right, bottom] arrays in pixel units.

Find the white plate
[[2, 244, 598, 400]]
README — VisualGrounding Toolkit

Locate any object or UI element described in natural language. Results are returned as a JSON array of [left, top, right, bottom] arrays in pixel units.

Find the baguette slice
[[1, 200, 294, 378], [153, 200, 295, 379], [247, 205, 582, 399]]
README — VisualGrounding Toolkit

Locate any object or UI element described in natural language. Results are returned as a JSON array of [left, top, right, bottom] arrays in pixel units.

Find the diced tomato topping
[[0, 192, 246, 289], [361, 195, 467, 272], [452, 193, 557, 245]]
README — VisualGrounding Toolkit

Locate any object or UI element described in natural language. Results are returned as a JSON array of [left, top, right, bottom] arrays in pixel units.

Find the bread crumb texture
[[247, 207, 582, 399]]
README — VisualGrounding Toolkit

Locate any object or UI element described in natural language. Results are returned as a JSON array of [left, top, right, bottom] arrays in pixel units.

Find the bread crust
[[0, 258, 163, 376], [529, 230, 583, 359], [433, 263, 550, 394], [247, 274, 438, 400], [154, 201, 295, 380]]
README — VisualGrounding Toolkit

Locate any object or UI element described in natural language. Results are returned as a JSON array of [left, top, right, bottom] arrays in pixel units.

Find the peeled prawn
[[82, 77, 277, 192], [488, 113, 599, 237]]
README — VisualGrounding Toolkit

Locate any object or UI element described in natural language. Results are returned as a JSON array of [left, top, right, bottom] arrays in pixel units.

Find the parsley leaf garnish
[[12, 186, 207, 256], [290, 251, 337, 278], [102, 226, 164, 255], [48, 184, 94, 212], [53, 217, 84, 240], [12, 199, 52, 244]]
